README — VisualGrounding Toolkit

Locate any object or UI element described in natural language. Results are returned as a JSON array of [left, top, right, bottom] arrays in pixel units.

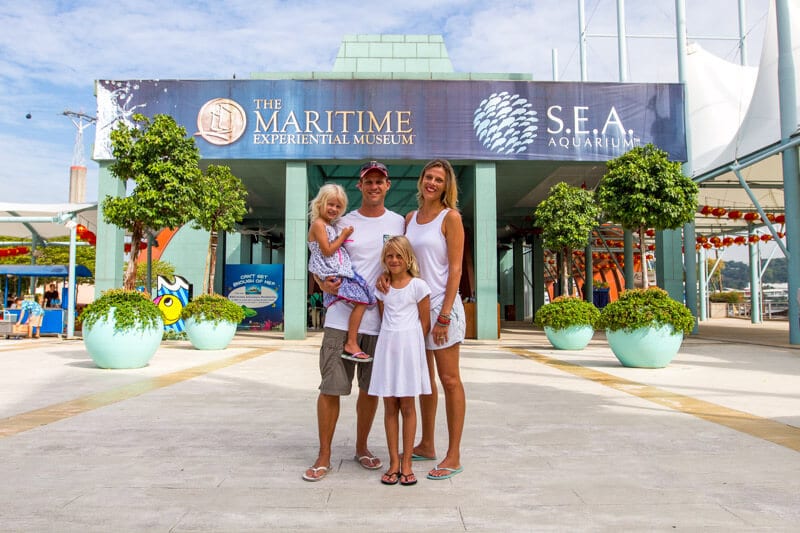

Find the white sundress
[[368, 277, 432, 398]]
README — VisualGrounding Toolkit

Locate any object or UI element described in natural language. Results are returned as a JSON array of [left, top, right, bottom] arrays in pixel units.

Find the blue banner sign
[[95, 79, 685, 162], [224, 264, 284, 331]]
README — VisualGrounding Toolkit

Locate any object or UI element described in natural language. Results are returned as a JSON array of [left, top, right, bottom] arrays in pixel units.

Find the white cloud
[[0, 0, 772, 207]]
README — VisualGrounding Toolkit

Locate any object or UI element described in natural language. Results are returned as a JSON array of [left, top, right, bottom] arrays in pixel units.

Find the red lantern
[[700, 205, 713, 215], [760, 234, 772, 242], [710, 236, 721, 245], [647, 244, 655, 251], [727, 210, 742, 219], [748, 235, 760, 243], [734, 236, 746, 245], [711, 207, 727, 217], [775, 214, 786, 224], [645, 229, 655, 237], [744, 212, 758, 221], [696, 236, 708, 244], [777, 232, 785, 238], [723, 237, 734, 246], [702, 242, 712, 249]]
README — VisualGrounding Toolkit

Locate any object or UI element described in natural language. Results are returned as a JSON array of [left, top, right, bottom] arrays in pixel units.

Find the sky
[[0, 0, 771, 219]]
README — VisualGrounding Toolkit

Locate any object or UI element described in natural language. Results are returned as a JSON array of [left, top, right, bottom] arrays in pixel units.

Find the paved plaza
[[1, 319, 799, 531]]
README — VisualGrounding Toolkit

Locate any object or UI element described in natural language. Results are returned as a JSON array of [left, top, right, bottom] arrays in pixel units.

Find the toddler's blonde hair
[[381, 236, 420, 278], [309, 183, 348, 223]]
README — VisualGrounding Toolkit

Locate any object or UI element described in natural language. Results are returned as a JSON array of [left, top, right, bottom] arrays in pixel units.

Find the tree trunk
[[204, 231, 218, 294], [560, 246, 571, 297], [639, 225, 649, 289], [124, 224, 144, 291]]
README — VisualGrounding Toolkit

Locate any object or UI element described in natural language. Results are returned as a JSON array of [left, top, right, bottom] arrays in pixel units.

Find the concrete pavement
[[1, 320, 799, 531]]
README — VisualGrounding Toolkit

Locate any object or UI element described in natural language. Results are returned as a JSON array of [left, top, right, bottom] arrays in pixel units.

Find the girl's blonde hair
[[416, 158, 459, 209], [381, 236, 420, 278], [309, 183, 348, 223]]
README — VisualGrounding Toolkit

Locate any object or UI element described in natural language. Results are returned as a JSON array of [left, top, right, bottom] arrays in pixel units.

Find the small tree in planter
[[104, 113, 203, 290], [79, 289, 163, 368], [596, 287, 694, 367], [534, 296, 600, 350], [191, 165, 248, 294], [181, 293, 245, 350], [534, 182, 600, 297], [595, 143, 698, 289]]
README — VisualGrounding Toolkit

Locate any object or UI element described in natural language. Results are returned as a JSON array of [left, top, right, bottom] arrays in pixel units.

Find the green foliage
[[79, 289, 162, 331], [105, 113, 203, 289], [534, 296, 600, 329], [596, 143, 698, 231], [192, 165, 248, 234], [0, 236, 96, 283], [191, 164, 248, 293], [181, 294, 245, 324], [134, 259, 175, 290], [534, 183, 600, 251], [709, 291, 744, 303], [596, 287, 695, 336], [162, 330, 187, 341]]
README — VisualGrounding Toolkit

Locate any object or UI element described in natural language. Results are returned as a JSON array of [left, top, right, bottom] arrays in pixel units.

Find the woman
[[404, 158, 466, 480]]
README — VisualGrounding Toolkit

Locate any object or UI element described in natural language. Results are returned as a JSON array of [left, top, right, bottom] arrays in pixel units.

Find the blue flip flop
[[411, 453, 436, 461], [427, 465, 463, 480]]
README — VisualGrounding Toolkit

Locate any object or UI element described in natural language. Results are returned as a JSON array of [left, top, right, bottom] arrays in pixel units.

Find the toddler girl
[[368, 236, 431, 486], [308, 183, 376, 361]]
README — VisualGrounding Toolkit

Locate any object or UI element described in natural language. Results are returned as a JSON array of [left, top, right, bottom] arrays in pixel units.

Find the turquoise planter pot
[[606, 325, 683, 368], [83, 312, 163, 369], [544, 325, 594, 350], [184, 318, 237, 350]]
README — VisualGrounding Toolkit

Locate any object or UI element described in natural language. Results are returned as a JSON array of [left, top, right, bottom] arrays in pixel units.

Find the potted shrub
[[181, 294, 245, 350], [596, 287, 695, 368], [534, 296, 600, 350], [595, 143, 698, 289], [80, 289, 163, 368], [534, 182, 600, 297]]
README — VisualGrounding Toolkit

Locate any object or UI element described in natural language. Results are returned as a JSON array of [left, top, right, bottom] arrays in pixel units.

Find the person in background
[[16, 295, 44, 339], [44, 283, 59, 307]]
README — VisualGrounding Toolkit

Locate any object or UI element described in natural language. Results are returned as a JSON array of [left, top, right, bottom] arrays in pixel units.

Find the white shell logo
[[473, 92, 538, 154]]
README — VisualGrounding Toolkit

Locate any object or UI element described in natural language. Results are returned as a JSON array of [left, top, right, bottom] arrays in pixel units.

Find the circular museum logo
[[196, 98, 247, 146]]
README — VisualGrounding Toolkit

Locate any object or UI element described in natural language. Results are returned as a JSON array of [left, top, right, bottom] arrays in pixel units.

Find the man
[[303, 161, 406, 482]]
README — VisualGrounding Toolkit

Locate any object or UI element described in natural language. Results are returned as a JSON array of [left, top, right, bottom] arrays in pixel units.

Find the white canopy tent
[[684, 0, 800, 331], [0, 202, 98, 338], [686, 0, 800, 236]]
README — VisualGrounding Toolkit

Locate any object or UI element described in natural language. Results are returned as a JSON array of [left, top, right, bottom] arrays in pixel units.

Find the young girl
[[308, 183, 376, 361], [368, 236, 432, 486]]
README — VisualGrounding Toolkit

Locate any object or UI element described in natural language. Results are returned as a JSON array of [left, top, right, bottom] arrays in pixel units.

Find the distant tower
[[63, 110, 97, 203]]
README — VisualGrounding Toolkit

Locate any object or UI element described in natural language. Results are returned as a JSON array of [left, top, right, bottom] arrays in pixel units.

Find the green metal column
[[777, 0, 800, 343], [655, 229, 684, 300], [94, 162, 125, 294], [531, 234, 545, 313], [513, 238, 524, 321], [284, 161, 308, 340], [474, 162, 498, 339]]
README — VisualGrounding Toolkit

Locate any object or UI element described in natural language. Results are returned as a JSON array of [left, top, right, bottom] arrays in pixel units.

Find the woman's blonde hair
[[416, 158, 459, 209], [381, 236, 420, 278], [309, 183, 348, 223]]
